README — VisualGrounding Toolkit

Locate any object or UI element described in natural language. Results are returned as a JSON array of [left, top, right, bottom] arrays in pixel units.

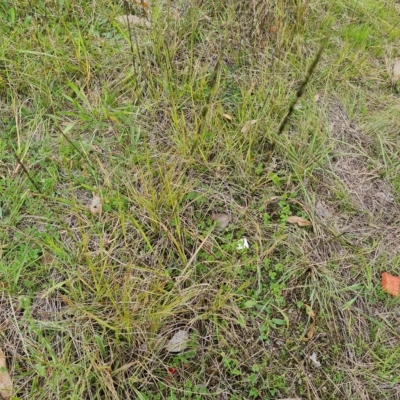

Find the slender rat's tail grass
[[277, 38, 327, 137], [190, 42, 225, 156], [12, 150, 42, 194]]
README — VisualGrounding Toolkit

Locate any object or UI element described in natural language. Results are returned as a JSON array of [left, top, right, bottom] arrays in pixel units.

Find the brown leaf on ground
[[287, 216, 312, 227], [314, 92, 322, 102], [211, 213, 231, 229], [89, 195, 102, 215], [305, 323, 315, 340], [241, 119, 257, 134], [301, 304, 316, 341], [0, 348, 12, 399], [392, 60, 400, 84], [305, 305, 315, 319], [381, 272, 400, 297], [115, 15, 151, 28]]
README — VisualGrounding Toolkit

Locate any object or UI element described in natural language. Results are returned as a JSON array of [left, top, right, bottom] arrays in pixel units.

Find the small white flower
[[236, 238, 249, 250]]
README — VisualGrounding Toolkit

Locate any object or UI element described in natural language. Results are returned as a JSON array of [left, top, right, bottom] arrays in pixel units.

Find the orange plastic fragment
[[381, 272, 400, 297]]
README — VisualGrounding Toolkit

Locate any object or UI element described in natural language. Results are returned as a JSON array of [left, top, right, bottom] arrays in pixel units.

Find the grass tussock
[[1, 0, 400, 399]]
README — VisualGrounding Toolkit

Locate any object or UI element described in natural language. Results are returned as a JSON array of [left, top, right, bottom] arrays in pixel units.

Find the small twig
[[12, 150, 42, 194], [277, 39, 327, 136]]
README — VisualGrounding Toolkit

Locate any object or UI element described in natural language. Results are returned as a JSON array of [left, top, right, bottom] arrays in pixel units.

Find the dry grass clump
[[1, 0, 400, 398]]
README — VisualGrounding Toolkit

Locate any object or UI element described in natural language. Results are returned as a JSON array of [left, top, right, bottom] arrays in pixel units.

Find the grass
[[1, 0, 400, 399]]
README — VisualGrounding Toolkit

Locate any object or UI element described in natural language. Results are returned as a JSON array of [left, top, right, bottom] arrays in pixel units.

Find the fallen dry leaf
[[241, 119, 257, 134], [381, 272, 400, 297], [0, 348, 12, 400], [305, 304, 315, 319], [211, 213, 231, 229], [301, 304, 316, 341], [304, 323, 315, 341], [222, 113, 233, 122], [309, 352, 321, 367], [165, 330, 189, 353], [392, 60, 400, 85], [314, 92, 322, 102], [287, 216, 312, 227], [115, 15, 151, 28], [89, 195, 102, 215]]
